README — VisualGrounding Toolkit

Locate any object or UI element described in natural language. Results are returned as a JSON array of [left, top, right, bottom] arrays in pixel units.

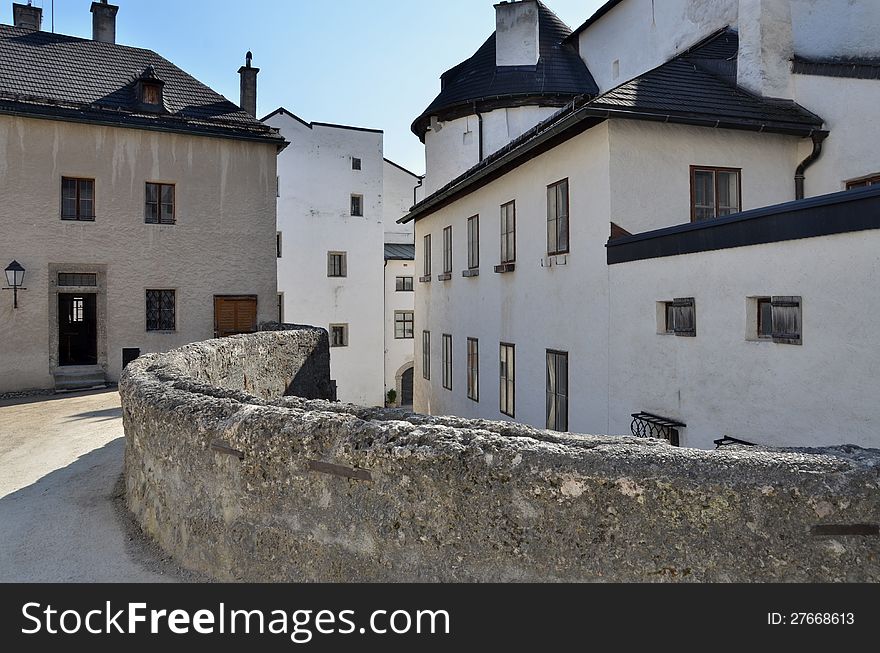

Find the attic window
[[136, 65, 165, 111]]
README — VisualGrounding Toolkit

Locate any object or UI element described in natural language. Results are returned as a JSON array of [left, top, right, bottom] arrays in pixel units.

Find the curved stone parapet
[[120, 328, 880, 582]]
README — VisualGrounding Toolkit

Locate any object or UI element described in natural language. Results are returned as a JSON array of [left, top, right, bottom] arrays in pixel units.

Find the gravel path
[[0, 390, 201, 583]]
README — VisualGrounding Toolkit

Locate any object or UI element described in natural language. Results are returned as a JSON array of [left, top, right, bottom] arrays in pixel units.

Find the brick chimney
[[12, 2, 42, 31], [238, 51, 259, 118], [91, 1, 119, 44], [737, 0, 794, 99], [495, 0, 540, 67]]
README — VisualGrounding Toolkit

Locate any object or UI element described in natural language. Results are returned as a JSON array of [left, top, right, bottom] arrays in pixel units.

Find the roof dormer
[[135, 65, 166, 113]]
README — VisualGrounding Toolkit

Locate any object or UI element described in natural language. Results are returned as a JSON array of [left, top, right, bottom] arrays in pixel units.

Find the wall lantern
[[3, 261, 26, 309]]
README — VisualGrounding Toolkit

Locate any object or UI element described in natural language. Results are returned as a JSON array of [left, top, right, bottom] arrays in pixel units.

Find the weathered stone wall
[[121, 328, 880, 582]]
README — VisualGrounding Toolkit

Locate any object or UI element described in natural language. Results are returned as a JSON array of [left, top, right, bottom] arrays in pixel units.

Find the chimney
[[495, 0, 540, 67], [91, 1, 119, 44], [238, 51, 260, 118], [12, 2, 42, 30], [737, 0, 794, 99]]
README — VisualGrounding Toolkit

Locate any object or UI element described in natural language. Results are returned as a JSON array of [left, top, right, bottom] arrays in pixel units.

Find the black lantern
[[3, 261, 26, 309]]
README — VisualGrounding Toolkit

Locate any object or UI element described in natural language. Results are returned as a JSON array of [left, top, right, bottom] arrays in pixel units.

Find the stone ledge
[[120, 327, 880, 582]]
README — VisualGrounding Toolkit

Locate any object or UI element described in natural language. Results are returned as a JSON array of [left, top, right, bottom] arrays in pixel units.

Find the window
[[546, 350, 568, 432], [443, 226, 453, 275], [467, 216, 479, 270], [467, 338, 479, 402], [276, 232, 283, 259], [442, 334, 452, 391], [214, 296, 258, 338], [61, 178, 95, 221], [351, 194, 364, 217], [145, 183, 175, 225], [352, 157, 362, 171], [71, 298, 85, 323], [146, 290, 176, 332], [422, 234, 432, 280], [396, 276, 414, 292], [691, 167, 741, 221], [422, 331, 431, 380], [501, 201, 516, 264], [770, 296, 802, 345], [500, 343, 515, 418], [276, 176, 280, 198], [395, 311, 414, 339], [328, 252, 347, 278], [330, 324, 349, 348], [661, 298, 696, 337], [58, 273, 97, 287], [757, 297, 773, 339], [277, 293, 284, 324], [663, 302, 676, 334], [547, 179, 569, 255], [846, 173, 880, 190]]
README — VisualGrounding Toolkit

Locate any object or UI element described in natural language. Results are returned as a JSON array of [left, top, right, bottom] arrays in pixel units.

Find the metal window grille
[[631, 412, 685, 447], [146, 290, 176, 331]]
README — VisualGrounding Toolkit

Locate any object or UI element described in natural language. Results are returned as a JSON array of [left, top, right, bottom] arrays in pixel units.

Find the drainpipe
[[795, 131, 828, 200], [474, 103, 484, 161]]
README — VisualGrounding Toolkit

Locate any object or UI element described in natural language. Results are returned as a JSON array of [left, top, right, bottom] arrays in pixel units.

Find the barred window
[[146, 290, 176, 331], [62, 178, 95, 221], [395, 311, 414, 339], [145, 183, 175, 225]]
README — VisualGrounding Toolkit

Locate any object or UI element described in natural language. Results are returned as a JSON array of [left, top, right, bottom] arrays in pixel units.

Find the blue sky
[[3, 0, 605, 173]]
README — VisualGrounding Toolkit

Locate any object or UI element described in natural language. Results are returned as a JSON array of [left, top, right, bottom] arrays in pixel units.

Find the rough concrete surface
[[121, 328, 880, 583], [0, 390, 197, 582]]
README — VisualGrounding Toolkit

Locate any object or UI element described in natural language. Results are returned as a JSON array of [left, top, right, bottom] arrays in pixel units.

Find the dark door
[[401, 366, 414, 405], [59, 294, 98, 366]]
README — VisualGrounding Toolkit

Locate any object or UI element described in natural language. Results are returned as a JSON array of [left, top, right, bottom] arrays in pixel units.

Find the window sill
[[61, 217, 96, 222], [437, 273, 452, 282], [147, 330, 177, 335], [394, 336, 415, 341], [419, 275, 432, 283], [462, 269, 480, 278], [542, 254, 569, 268], [145, 222, 177, 226], [494, 263, 516, 274]]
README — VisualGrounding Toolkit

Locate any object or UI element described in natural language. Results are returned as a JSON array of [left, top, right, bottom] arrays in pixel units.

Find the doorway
[[401, 366, 414, 406], [58, 293, 98, 366]]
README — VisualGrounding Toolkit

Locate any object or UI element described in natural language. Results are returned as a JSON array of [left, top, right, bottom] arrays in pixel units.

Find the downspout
[[474, 102, 484, 161], [795, 131, 829, 200]]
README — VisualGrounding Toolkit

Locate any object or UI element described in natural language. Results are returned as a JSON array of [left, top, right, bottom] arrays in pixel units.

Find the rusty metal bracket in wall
[[210, 440, 245, 461], [308, 460, 373, 482]]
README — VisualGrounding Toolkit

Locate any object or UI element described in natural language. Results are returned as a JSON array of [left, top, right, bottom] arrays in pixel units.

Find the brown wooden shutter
[[673, 298, 696, 337], [214, 296, 258, 338], [772, 296, 802, 345]]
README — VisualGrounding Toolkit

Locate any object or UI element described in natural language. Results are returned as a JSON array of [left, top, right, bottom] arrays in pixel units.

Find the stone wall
[[120, 328, 880, 582]]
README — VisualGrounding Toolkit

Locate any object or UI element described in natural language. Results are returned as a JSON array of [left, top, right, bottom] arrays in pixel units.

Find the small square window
[[352, 158, 362, 171], [351, 194, 364, 217], [691, 167, 741, 221], [659, 298, 696, 337], [328, 252, 347, 278], [395, 311, 414, 339], [330, 324, 349, 348], [396, 276, 414, 292]]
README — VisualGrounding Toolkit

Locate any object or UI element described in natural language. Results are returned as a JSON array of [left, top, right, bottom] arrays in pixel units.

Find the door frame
[[48, 264, 108, 373], [58, 292, 98, 366]]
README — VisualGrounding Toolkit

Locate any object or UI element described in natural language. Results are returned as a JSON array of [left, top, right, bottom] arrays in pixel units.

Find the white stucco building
[[0, 2, 284, 394], [264, 109, 420, 406], [404, 0, 880, 449]]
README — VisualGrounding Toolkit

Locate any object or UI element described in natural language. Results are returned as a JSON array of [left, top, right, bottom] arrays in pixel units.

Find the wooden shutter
[[214, 296, 258, 338], [772, 296, 802, 345], [673, 298, 696, 337]]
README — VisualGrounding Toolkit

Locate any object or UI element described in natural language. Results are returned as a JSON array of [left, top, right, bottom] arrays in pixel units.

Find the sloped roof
[[411, 1, 598, 141], [793, 56, 880, 80], [384, 244, 416, 261], [589, 29, 822, 132], [0, 24, 285, 146], [402, 29, 825, 224]]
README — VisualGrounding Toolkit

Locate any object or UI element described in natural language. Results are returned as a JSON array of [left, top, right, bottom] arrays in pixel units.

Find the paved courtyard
[[0, 390, 194, 582]]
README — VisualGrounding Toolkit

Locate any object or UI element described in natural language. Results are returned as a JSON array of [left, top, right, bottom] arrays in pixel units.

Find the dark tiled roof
[[793, 56, 880, 80], [590, 30, 822, 131], [402, 29, 825, 225], [0, 25, 284, 145], [411, 1, 598, 140], [384, 244, 416, 261]]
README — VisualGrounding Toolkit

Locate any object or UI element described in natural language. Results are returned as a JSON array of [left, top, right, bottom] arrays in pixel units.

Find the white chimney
[[737, 0, 794, 99], [495, 0, 540, 67], [12, 2, 42, 31], [91, 1, 119, 45]]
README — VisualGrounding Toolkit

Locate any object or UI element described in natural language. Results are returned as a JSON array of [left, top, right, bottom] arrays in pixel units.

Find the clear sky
[[2, 0, 606, 174]]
